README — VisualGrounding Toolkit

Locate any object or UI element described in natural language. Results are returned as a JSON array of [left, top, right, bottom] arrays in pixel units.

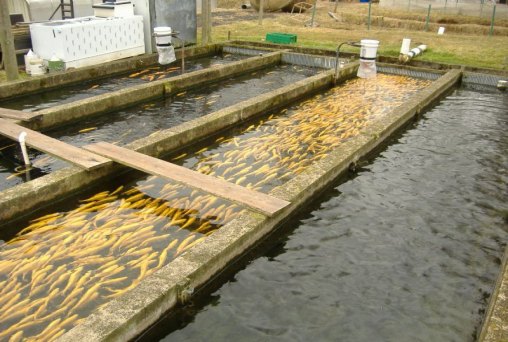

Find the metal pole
[[334, 0, 339, 13], [0, 1, 19, 81], [425, 4, 431, 31], [407, 0, 411, 12], [310, 0, 317, 27], [181, 39, 185, 74], [259, 0, 264, 25], [367, 0, 372, 30], [444, 0, 447, 13], [480, 0, 484, 18], [489, 4, 496, 36]]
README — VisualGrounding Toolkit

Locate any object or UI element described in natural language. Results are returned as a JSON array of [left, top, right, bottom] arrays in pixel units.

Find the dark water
[[0, 64, 317, 191], [0, 54, 247, 112], [154, 88, 508, 342]]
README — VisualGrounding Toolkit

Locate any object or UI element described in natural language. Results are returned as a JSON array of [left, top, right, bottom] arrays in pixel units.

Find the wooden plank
[[0, 118, 110, 170], [84, 142, 291, 217], [0, 107, 42, 122]]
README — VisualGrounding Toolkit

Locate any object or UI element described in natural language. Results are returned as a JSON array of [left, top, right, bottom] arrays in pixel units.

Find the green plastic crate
[[266, 33, 297, 44]]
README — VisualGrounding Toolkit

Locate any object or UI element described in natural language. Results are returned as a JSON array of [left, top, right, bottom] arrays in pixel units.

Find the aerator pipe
[[18, 132, 31, 168], [335, 41, 361, 82]]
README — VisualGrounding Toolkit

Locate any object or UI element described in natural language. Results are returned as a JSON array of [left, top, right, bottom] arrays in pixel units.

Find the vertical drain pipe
[[18, 132, 31, 168]]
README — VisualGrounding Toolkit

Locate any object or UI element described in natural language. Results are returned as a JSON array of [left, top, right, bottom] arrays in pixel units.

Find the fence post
[[368, 0, 372, 30], [444, 0, 447, 13], [407, 0, 411, 12], [425, 4, 431, 31], [489, 4, 496, 36], [258, 0, 264, 26], [480, 0, 484, 18], [310, 0, 317, 27]]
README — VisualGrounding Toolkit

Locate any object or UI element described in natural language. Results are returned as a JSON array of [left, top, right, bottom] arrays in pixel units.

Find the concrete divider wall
[[56, 69, 462, 342], [0, 45, 221, 100], [26, 52, 282, 131], [0, 61, 349, 225]]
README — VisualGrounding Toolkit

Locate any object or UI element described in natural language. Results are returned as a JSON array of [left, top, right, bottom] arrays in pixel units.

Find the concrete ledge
[[56, 69, 462, 342], [0, 61, 349, 225], [0, 45, 221, 100], [24, 52, 282, 131], [479, 245, 508, 341]]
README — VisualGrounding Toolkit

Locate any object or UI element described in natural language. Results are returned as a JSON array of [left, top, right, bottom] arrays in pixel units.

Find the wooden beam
[[0, 1, 19, 81], [84, 142, 291, 217], [0, 107, 42, 122], [0, 118, 110, 170]]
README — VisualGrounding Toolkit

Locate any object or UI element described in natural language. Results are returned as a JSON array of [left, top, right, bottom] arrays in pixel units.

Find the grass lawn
[[211, 1, 508, 70]]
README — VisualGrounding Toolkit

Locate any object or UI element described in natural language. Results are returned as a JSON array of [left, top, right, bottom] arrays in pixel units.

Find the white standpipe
[[18, 132, 31, 168]]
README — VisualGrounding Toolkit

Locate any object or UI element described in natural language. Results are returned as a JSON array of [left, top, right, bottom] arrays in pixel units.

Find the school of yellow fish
[[0, 74, 431, 341]]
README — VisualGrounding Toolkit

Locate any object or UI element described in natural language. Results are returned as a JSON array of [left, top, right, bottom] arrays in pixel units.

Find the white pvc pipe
[[400, 38, 411, 55], [18, 131, 31, 167], [407, 44, 427, 59]]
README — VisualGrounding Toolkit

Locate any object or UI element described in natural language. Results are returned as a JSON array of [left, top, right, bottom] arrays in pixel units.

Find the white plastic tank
[[154, 26, 176, 65], [24, 50, 36, 75], [357, 39, 379, 79]]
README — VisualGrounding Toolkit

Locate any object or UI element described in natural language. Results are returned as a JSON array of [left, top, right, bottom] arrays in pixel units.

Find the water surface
[[155, 87, 508, 342]]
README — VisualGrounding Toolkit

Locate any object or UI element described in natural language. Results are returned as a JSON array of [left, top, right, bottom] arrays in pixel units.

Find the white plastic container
[[358, 39, 379, 79], [438, 27, 445, 35], [30, 16, 145, 70], [154, 27, 175, 65], [24, 49, 36, 75], [400, 38, 411, 55], [360, 39, 379, 60]]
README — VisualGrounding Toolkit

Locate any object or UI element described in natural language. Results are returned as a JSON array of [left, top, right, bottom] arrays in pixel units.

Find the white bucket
[[358, 39, 379, 79], [400, 38, 411, 55], [438, 27, 445, 35], [154, 27, 172, 46], [360, 39, 379, 60]]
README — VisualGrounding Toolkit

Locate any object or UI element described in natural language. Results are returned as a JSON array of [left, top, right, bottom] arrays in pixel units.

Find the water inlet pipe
[[497, 80, 507, 91], [18, 132, 31, 168], [335, 41, 362, 83], [400, 44, 427, 64]]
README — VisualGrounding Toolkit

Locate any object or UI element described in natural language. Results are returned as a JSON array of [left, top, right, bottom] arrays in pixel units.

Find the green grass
[[209, 11, 508, 70]]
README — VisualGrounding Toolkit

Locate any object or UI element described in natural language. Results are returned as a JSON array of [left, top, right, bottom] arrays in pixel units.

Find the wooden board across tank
[[84, 141, 291, 217]]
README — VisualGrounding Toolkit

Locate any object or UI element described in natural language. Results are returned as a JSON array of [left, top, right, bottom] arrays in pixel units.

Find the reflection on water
[[157, 88, 508, 342]]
